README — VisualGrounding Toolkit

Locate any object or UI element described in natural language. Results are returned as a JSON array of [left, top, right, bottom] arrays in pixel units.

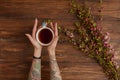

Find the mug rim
[[36, 27, 54, 46]]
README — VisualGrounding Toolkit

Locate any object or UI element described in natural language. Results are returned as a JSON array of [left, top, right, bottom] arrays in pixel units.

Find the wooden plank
[[0, 0, 73, 19], [0, 0, 120, 80]]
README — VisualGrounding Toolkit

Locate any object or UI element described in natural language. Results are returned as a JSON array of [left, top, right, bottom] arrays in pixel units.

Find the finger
[[54, 22, 58, 36], [50, 22, 54, 30], [25, 34, 36, 46], [46, 22, 48, 27], [54, 36, 59, 41], [32, 18, 38, 40]]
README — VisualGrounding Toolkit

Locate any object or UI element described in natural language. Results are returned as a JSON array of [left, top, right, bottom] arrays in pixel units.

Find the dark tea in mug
[[38, 28, 53, 44]]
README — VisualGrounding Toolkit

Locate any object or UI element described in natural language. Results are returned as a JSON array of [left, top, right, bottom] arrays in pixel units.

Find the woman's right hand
[[47, 22, 59, 56]]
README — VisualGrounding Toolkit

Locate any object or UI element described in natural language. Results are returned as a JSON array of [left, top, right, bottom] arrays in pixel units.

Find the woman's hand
[[47, 22, 59, 56], [25, 18, 42, 58]]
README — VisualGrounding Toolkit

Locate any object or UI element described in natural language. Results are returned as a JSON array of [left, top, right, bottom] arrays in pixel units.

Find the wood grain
[[0, 0, 120, 80]]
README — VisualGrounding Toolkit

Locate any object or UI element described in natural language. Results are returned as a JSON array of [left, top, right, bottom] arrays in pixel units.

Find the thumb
[[25, 34, 41, 49], [25, 34, 34, 44]]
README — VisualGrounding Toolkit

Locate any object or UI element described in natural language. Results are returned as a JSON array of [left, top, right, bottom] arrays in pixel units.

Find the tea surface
[[38, 29, 53, 44]]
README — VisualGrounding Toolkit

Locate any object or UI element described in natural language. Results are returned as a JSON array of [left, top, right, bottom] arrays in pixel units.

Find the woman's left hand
[[25, 18, 42, 57]]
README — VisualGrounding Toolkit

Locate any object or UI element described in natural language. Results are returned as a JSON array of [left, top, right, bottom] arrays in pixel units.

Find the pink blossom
[[69, 33, 74, 38], [90, 27, 94, 30], [93, 27, 96, 31], [66, 31, 70, 36], [104, 42, 108, 47], [103, 32, 110, 42], [99, 31, 103, 34], [96, 50, 99, 54], [104, 41, 108, 45], [104, 35, 109, 40], [104, 41, 108, 44], [93, 43, 96, 47], [94, 32, 98, 36], [109, 48, 115, 54], [113, 61, 119, 69], [66, 31, 74, 38], [104, 35, 110, 43], [111, 56, 114, 61], [73, 42, 77, 45], [105, 32, 110, 35], [97, 26, 102, 31], [85, 18, 89, 21], [89, 7, 91, 10], [116, 65, 119, 69], [108, 44, 113, 49]]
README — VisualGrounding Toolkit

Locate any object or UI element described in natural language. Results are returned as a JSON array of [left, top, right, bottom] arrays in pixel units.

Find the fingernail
[[55, 22, 57, 26], [35, 18, 38, 21], [25, 34, 28, 36]]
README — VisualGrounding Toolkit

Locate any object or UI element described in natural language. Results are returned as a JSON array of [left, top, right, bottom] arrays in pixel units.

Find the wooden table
[[0, 0, 120, 80]]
